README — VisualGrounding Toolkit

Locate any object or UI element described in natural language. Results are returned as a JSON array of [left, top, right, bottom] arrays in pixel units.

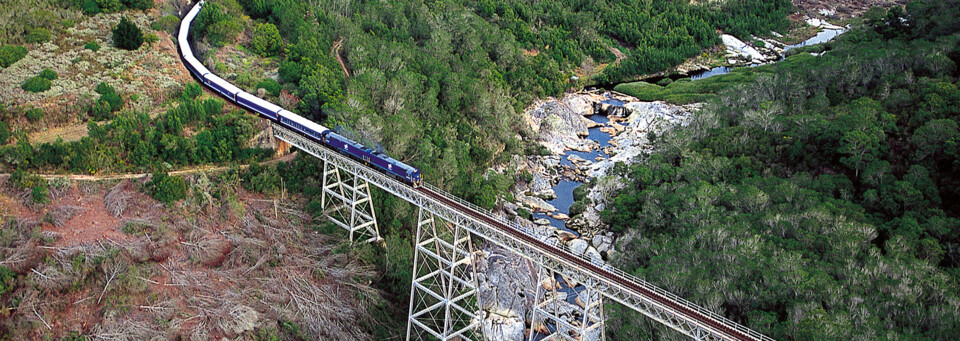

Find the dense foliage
[[20, 76, 51, 93], [602, 1, 960, 339], [0, 45, 27, 68], [250, 23, 281, 57], [72, 0, 152, 15], [193, 1, 243, 47], [468, 0, 793, 83], [112, 17, 143, 50], [146, 172, 188, 204], [0, 84, 269, 174]]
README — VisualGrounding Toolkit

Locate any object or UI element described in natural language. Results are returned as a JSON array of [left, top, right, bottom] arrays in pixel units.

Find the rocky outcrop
[[530, 174, 556, 200], [526, 99, 595, 154], [721, 34, 767, 63], [476, 247, 537, 341], [519, 195, 557, 213]]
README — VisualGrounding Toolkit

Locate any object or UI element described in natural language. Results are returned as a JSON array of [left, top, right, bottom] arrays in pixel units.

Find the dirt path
[[332, 37, 350, 78], [7, 152, 297, 182]]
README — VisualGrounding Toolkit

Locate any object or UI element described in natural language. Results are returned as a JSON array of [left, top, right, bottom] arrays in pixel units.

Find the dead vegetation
[[0, 171, 382, 340]]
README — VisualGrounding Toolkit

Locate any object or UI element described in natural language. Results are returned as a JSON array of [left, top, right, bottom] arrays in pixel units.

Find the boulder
[[530, 174, 556, 200], [584, 246, 603, 264], [567, 154, 586, 164], [527, 100, 589, 154], [556, 230, 578, 242], [482, 313, 525, 341], [567, 239, 589, 257], [563, 93, 595, 116], [534, 218, 551, 226], [721, 34, 765, 63], [553, 213, 570, 220], [520, 196, 557, 212]]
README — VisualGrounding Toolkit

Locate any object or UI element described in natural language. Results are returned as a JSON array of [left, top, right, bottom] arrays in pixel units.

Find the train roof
[[279, 110, 329, 135], [237, 92, 284, 115], [204, 73, 243, 96]]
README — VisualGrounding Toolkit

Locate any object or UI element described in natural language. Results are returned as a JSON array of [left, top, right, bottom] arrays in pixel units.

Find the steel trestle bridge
[[272, 125, 774, 341]]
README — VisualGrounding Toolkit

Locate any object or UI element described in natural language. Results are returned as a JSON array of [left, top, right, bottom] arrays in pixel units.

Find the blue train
[[177, 1, 422, 187]]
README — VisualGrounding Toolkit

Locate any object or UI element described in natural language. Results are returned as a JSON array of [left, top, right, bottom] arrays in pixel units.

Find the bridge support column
[[529, 267, 605, 341], [320, 161, 381, 243], [406, 208, 484, 341]]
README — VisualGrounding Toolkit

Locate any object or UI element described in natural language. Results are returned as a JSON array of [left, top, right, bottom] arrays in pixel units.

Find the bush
[[99, 93, 122, 112], [31, 185, 49, 204], [95, 82, 116, 95], [84, 41, 100, 51], [21, 76, 51, 93], [250, 23, 282, 57], [0, 45, 28, 68], [26, 108, 44, 122], [153, 15, 181, 33], [121, 0, 153, 11], [39, 68, 57, 80], [112, 17, 143, 50], [89, 101, 113, 120], [80, 0, 100, 15], [143, 33, 159, 46], [0, 121, 9, 145], [0, 266, 15, 295], [182, 82, 202, 99], [62, 19, 75, 28], [96, 0, 123, 13], [256, 78, 281, 96], [147, 172, 188, 204], [24, 28, 51, 44]]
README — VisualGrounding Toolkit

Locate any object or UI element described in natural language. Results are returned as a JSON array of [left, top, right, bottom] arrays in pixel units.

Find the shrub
[[24, 28, 51, 44], [256, 78, 281, 96], [39, 68, 57, 80], [21, 76, 51, 93], [0, 45, 28, 67], [99, 93, 122, 112], [26, 108, 44, 122], [147, 172, 187, 204], [89, 101, 113, 120], [96, 0, 123, 13], [250, 23, 282, 57], [153, 15, 180, 33], [61, 19, 75, 28], [84, 41, 100, 51], [0, 266, 15, 295], [143, 33, 159, 46], [0, 121, 9, 145], [112, 17, 143, 50], [95, 82, 116, 95], [80, 0, 100, 15], [182, 82, 202, 99], [31, 185, 49, 204], [121, 0, 153, 10]]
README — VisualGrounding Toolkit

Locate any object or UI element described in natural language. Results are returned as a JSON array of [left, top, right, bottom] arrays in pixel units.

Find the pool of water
[[532, 115, 613, 234]]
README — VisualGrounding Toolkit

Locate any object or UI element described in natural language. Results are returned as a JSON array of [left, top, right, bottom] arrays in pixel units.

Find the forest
[[601, 1, 960, 339], [466, 0, 793, 83]]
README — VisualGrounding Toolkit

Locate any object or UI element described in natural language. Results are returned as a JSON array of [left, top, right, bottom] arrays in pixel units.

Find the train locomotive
[[177, 1, 422, 187]]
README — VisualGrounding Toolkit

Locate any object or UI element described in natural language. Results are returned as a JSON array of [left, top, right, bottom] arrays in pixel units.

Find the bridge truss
[[272, 123, 774, 341]]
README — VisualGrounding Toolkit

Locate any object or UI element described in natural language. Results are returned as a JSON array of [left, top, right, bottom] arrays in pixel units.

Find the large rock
[[563, 93, 595, 116], [482, 313, 525, 341], [530, 174, 556, 200], [526, 100, 590, 154], [520, 196, 557, 212], [721, 34, 765, 63], [567, 239, 589, 257]]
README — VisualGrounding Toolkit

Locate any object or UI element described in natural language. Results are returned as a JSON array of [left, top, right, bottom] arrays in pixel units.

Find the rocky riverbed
[[478, 91, 693, 340]]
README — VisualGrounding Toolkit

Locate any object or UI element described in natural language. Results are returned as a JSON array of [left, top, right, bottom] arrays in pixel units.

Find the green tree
[[112, 17, 143, 50], [147, 172, 187, 204], [0, 45, 28, 67], [250, 23, 282, 57]]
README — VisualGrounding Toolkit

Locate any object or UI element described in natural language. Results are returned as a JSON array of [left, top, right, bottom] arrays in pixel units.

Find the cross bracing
[[272, 123, 774, 341]]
